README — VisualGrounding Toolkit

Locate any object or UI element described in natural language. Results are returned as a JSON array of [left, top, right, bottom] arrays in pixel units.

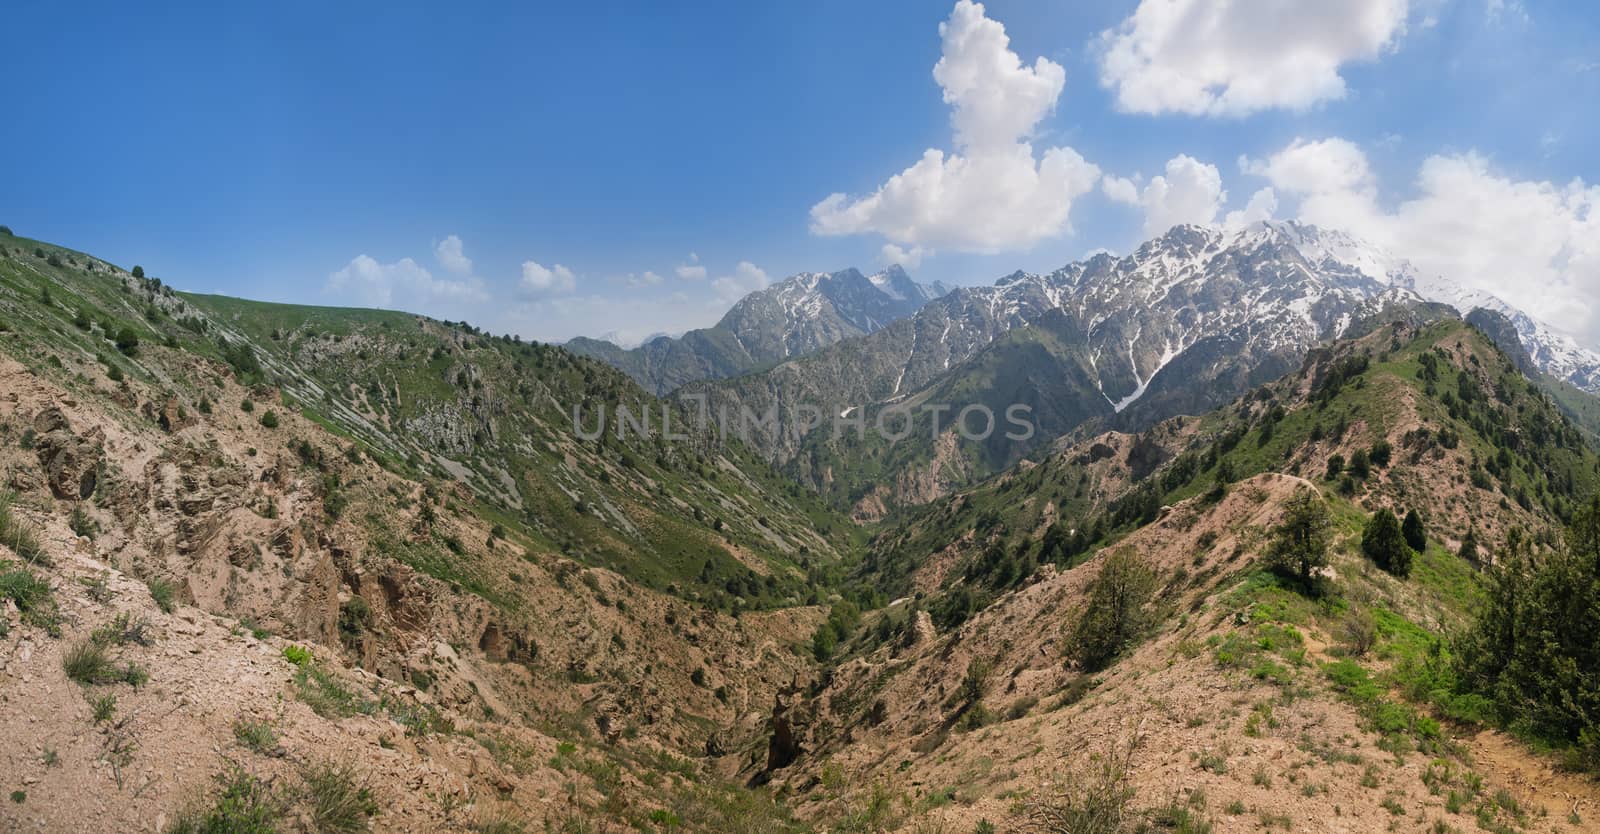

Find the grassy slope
[[0, 232, 861, 610]]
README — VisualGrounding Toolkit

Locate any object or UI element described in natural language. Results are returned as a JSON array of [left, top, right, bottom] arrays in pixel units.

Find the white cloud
[[626, 270, 664, 288], [326, 254, 486, 308], [434, 234, 473, 276], [1103, 155, 1228, 236], [1248, 137, 1600, 343], [1223, 187, 1279, 229], [880, 243, 926, 270], [1102, 174, 1141, 206], [810, 0, 1100, 252], [519, 260, 576, 295], [711, 261, 768, 304], [675, 253, 707, 281], [1097, 0, 1411, 117]]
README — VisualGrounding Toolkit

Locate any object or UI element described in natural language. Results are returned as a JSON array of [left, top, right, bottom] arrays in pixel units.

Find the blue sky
[[2, 0, 1597, 346]]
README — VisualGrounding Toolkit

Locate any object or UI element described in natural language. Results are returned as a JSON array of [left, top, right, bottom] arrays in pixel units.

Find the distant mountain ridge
[[566, 265, 948, 395], [683, 221, 1600, 513]]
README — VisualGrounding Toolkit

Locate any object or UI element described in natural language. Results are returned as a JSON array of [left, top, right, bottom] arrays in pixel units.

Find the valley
[[3, 226, 1600, 834]]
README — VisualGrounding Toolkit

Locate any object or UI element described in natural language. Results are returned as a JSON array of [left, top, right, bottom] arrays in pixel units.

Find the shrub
[[115, 328, 140, 356], [91, 693, 117, 723], [0, 564, 59, 634], [146, 577, 177, 613], [0, 491, 46, 564], [282, 645, 312, 666], [1362, 509, 1413, 577], [232, 718, 278, 753], [69, 505, 98, 540], [258, 410, 279, 429], [131, 265, 145, 279], [165, 766, 284, 834], [63, 641, 116, 684], [300, 760, 377, 832], [1024, 739, 1139, 834]]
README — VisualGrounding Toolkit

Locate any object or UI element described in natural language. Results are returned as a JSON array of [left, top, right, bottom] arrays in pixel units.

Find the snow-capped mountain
[[893, 221, 1600, 413], [1271, 222, 1600, 393], [688, 221, 1600, 476], [566, 265, 949, 395], [717, 265, 949, 362]]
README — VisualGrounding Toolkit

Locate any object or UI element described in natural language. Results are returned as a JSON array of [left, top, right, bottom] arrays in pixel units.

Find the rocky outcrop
[[31, 407, 103, 499]]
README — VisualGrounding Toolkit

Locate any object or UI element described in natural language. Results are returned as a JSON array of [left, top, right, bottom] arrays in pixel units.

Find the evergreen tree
[[1068, 548, 1157, 672], [1267, 486, 1332, 592], [1361, 508, 1412, 577], [1458, 502, 1600, 771], [1402, 509, 1427, 553]]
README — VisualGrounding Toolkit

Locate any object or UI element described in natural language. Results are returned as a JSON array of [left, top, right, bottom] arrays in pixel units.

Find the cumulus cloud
[[626, 270, 664, 288], [1247, 137, 1600, 343], [1097, 0, 1411, 117], [810, 0, 1100, 252], [1108, 155, 1227, 237], [434, 234, 473, 276], [326, 254, 486, 308], [1223, 187, 1279, 229], [711, 261, 769, 304], [880, 243, 926, 270], [519, 260, 576, 295], [675, 253, 707, 281]]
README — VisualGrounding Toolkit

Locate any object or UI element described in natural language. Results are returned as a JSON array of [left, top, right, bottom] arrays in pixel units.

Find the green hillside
[[0, 231, 860, 609]]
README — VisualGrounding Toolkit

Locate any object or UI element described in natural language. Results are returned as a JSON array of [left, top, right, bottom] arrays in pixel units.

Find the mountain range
[[640, 221, 1600, 515], [566, 265, 948, 395]]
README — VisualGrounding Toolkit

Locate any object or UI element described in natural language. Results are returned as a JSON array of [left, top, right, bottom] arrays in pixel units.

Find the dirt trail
[[1467, 730, 1600, 831]]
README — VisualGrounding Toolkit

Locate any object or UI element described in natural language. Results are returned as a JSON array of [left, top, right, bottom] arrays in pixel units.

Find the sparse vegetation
[[0, 491, 46, 564], [300, 760, 378, 832], [166, 766, 285, 834], [147, 577, 178, 613]]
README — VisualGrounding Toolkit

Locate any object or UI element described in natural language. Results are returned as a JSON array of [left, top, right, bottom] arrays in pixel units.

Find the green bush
[[146, 576, 177, 613], [232, 718, 278, 753], [115, 328, 140, 356], [63, 641, 116, 684], [258, 410, 279, 429], [0, 563, 59, 634], [165, 766, 284, 834], [1361, 509, 1412, 577]]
